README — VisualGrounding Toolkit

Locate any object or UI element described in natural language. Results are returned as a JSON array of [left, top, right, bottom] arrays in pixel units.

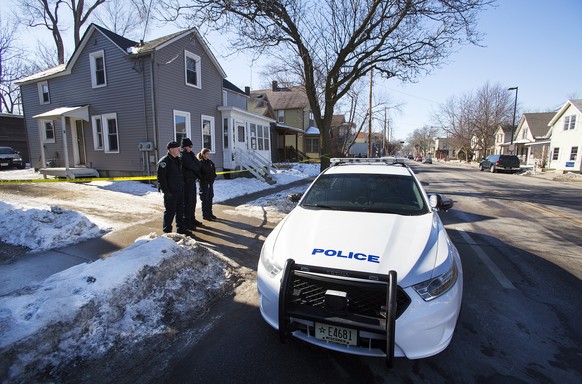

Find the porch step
[[233, 148, 277, 184]]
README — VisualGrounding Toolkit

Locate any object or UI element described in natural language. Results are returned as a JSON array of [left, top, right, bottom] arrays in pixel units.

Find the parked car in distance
[[479, 154, 521, 173], [0, 146, 25, 169], [407, 155, 414, 160], [257, 157, 463, 364], [414, 156, 423, 162], [422, 156, 432, 164]]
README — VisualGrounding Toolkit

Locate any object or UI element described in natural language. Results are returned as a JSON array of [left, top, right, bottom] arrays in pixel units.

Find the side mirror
[[429, 194, 454, 211]]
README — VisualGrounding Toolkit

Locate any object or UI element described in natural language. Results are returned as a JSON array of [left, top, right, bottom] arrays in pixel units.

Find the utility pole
[[368, 68, 373, 157], [382, 107, 387, 156]]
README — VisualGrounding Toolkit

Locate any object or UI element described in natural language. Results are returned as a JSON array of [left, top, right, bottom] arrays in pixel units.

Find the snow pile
[[0, 163, 319, 381], [0, 234, 246, 381], [0, 203, 105, 251]]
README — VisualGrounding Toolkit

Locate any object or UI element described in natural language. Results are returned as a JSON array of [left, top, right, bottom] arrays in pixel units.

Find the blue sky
[[208, 0, 580, 140], [375, 0, 581, 140], [11, 0, 580, 141]]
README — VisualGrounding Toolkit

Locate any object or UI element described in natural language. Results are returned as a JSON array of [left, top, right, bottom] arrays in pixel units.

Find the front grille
[[287, 271, 410, 321]]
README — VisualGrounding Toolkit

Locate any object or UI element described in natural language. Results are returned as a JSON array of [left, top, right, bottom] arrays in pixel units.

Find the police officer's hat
[[181, 138, 193, 147], [167, 141, 180, 149]]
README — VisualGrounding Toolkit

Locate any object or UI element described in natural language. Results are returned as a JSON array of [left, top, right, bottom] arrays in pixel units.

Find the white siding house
[[547, 99, 582, 173]]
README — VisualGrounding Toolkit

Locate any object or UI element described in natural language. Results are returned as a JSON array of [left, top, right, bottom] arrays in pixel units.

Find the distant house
[[434, 137, 457, 160], [492, 125, 513, 155], [250, 81, 317, 161], [329, 114, 354, 157], [16, 24, 273, 179], [349, 131, 384, 157], [0, 113, 29, 164], [511, 112, 555, 167], [547, 99, 582, 173]]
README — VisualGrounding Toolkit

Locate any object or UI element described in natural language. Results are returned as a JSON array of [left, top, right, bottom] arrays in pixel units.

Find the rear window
[[300, 173, 428, 215], [499, 155, 519, 161]]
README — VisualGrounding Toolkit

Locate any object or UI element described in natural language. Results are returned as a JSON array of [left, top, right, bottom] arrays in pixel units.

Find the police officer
[[180, 138, 203, 230], [197, 148, 217, 221], [157, 141, 190, 235]]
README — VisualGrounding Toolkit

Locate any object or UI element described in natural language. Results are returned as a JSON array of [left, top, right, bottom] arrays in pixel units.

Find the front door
[[72, 119, 87, 165], [235, 120, 247, 150]]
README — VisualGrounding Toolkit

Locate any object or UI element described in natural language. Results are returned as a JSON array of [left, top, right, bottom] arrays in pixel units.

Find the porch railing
[[233, 148, 277, 184]]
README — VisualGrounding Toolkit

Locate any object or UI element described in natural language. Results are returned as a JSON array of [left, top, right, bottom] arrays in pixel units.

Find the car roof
[[325, 158, 413, 177]]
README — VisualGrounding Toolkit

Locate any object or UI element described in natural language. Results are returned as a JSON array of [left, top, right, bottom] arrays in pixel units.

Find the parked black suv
[[479, 154, 520, 173], [0, 146, 25, 169]]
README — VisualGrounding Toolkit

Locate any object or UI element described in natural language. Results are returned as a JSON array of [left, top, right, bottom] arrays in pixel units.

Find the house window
[[173, 110, 191, 145], [103, 113, 119, 153], [263, 125, 270, 150], [91, 116, 104, 150], [185, 51, 201, 88], [306, 137, 319, 153], [552, 148, 559, 160], [223, 118, 229, 149], [38, 81, 50, 104], [521, 127, 528, 139], [222, 90, 228, 106], [237, 122, 245, 143], [309, 111, 314, 127], [90, 50, 107, 88], [563, 115, 576, 130], [201, 115, 215, 152], [570, 147, 578, 161], [278, 110, 285, 123], [250, 123, 257, 150], [41, 120, 55, 143]]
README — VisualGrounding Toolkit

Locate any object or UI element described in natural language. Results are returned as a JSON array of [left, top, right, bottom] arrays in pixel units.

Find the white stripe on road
[[456, 229, 516, 290]]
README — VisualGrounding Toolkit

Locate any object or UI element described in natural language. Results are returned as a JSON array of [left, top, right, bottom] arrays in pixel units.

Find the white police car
[[257, 158, 462, 365]]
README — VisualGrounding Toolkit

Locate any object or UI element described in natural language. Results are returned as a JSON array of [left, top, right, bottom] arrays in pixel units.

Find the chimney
[[245, 86, 250, 95], [272, 80, 278, 91]]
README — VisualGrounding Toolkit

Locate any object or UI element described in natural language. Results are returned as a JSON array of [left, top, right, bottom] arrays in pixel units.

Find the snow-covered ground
[[0, 164, 320, 381]]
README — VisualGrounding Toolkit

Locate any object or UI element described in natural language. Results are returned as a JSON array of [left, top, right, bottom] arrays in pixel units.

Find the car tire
[[479, 164, 484, 171], [490, 165, 496, 173]]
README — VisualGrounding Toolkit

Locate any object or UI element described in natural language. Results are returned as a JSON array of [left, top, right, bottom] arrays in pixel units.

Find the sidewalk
[[0, 177, 313, 296], [436, 159, 582, 182]]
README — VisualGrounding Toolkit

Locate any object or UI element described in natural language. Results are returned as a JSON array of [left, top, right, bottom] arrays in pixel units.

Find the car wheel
[[479, 164, 484, 171], [490, 165, 496, 173]]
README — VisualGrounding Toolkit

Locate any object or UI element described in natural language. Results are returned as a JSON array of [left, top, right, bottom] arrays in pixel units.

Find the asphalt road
[[63, 163, 582, 383]]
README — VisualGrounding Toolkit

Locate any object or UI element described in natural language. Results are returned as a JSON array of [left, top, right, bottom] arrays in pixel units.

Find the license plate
[[0, 163, 8, 166], [315, 322, 357, 346]]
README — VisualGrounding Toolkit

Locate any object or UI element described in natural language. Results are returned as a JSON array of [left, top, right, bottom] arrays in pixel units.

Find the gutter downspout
[[150, 52, 159, 167], [140, 58, 151, 176]]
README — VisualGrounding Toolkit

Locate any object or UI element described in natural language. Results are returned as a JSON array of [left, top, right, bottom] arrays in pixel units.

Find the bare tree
[[92, 0, 144, 39], [158, 0, 492, 170], [472, 81, 514, 156], [434, 81, 514, 160], [0, 15, 28, 113], [16, 0, 106, 65], [407, 125, 439, 156]]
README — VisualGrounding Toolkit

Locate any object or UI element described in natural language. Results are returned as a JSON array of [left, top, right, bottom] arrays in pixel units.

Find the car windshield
[[300, 173, 429, 215], [0, 147, 16, 154]]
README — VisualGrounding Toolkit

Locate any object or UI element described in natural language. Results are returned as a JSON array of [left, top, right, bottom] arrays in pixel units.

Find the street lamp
[[508, 87, 518, 147]]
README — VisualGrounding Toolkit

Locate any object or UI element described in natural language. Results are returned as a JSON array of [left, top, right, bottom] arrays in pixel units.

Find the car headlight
[[412, 260, 458, 301], [259, 242, 283, 278]]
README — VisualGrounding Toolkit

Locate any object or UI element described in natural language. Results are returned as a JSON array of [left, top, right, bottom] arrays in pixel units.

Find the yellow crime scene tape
[[0, 168, 252, 184]]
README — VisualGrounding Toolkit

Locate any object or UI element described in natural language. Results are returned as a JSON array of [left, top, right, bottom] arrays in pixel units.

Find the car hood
[[271, 206, 447, 287]]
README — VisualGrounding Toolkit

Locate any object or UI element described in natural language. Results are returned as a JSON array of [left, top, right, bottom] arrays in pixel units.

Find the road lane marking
[[456, 229, 516, 290]]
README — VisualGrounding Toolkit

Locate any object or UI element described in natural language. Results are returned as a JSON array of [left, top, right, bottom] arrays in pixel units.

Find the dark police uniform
[[157, 141, 185, 233], [199, 152, 217, 220], [180, 138, 202, 229]]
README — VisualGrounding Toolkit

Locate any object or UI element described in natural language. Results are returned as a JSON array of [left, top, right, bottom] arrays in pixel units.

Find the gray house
[[16, 24, 273, 179]]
